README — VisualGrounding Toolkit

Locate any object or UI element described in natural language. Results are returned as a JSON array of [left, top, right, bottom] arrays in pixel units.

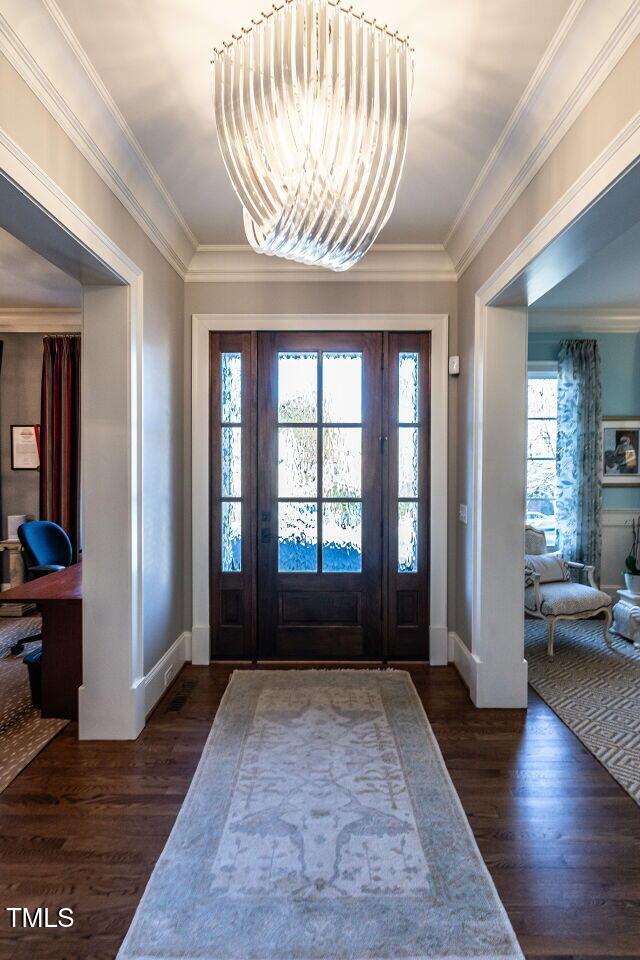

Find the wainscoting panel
[[601, 509, 639, 595]]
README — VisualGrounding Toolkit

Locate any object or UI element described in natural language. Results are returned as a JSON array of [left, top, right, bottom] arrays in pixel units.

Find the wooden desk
[[0, 564, 82, 720]]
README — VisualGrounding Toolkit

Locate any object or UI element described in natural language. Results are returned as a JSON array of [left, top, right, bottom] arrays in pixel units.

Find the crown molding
[[528, 308, 640, 332], [445, 0, 640, 278], [0, 306, 81, 331], [185, 244, 457, 283], [0, 0, 197, 278]]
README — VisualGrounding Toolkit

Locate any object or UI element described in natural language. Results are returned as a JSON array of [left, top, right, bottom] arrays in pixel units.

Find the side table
[[612, 589, 640, 647], [0, 539, 35, 616]]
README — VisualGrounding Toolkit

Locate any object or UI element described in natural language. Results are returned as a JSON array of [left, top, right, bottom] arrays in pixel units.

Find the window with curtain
[[526, 363, 559, 549]]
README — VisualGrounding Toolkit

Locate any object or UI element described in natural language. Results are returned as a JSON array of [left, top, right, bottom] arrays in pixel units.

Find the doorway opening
[[209, 330, 432, 661]]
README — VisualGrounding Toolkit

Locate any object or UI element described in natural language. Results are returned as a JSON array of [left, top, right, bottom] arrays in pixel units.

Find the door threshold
[[209, 659, 431, 667]]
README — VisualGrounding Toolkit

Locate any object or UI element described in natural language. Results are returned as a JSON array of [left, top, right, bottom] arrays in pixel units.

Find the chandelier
[[212, 0, 413, 272]]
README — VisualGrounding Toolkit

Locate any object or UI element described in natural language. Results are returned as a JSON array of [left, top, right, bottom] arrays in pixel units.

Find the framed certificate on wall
[[11, 424, 40, 470]]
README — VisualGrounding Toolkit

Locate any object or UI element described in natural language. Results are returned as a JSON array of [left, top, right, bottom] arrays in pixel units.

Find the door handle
[[261, 527, 272, 544]]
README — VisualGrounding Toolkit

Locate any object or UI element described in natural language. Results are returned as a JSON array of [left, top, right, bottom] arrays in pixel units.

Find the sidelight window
[[220, 352, 242, 571], [397, 352, 420, 572]]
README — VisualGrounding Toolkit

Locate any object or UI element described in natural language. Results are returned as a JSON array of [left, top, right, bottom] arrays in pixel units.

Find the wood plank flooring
[[0, 663, 639, 959]]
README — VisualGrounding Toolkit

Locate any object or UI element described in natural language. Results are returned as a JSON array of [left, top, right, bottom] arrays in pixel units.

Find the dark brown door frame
[[208, 329, 431, 661]]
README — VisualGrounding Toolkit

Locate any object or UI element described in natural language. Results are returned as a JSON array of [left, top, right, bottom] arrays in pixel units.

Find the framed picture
[[11, 424, 40, 470], [602, 418, 640, 485]]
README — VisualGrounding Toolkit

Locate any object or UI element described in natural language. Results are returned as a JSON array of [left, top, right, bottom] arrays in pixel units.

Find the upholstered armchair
[[524, 525, 612, 656]]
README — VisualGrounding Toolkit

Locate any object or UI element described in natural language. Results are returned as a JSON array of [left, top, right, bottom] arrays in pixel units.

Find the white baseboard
[[448, 630, 528, 708], [448, 631, 480, 701], [144, 631, 191, 717]]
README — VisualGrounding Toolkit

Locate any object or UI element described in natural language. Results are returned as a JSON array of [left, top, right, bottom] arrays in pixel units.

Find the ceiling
[[0, 227, 81, 309], [55, 0, 571, 246], [533, 218, 640, 312]]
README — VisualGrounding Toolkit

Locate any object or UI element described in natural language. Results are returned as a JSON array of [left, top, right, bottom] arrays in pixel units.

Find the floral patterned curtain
[[556, 339, 602, 580]]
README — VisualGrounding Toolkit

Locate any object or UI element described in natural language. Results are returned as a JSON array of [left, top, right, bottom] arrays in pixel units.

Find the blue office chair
[[18, 520, 73, 581], [11, 521, 72, 657]]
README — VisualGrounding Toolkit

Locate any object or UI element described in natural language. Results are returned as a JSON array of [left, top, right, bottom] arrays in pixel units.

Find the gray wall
[[0, 333, 42, 580], [0, 52, 186, 675]]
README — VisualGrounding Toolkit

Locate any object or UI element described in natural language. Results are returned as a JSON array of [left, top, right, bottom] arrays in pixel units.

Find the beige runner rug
[[118, 669, 522, 960]]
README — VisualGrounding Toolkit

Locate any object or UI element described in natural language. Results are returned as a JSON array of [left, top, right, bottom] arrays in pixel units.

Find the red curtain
[[39, 336, 81, 560]]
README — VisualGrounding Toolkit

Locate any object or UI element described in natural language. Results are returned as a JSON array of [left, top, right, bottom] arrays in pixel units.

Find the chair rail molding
[[192, 313, 449, 667], [185, 244, 457, 284], [0, 0, 196, 278], [445, 0, 640, 277]]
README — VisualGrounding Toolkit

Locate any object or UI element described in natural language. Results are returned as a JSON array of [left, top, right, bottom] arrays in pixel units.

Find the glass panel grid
[[322, 501, 362, 572], [221, 501, 242, 572], [221, 426, 242, 498], [398, 352, 419, 423], [278, 352, 317, 423], [322, 352, 362, 423], [278, 501, 318, 572], [322, 427, 362, 498], [398, 427, 419, 498], [278, 427, 317, 498], [398, 501, 418, 573], [221, 352, 242, 423]]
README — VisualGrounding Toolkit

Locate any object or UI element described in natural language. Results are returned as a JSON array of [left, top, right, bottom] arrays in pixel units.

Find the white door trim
[[191, 313, 449, 666], [0, 127, 145, 738], [469, 112, 640, 707]]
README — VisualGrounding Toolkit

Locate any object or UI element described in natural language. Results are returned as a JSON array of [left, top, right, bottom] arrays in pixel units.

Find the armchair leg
[[546, 619, 555, 657]]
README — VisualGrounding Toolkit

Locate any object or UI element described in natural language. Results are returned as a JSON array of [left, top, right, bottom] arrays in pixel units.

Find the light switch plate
[[448, 355, 460, 376], [458, 504, 468, 524]]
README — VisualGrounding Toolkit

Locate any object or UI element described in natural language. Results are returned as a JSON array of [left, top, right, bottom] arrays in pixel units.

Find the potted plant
[[623, 516, 640, 594]]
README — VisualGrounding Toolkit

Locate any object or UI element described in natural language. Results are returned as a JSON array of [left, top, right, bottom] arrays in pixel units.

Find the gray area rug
[[526, 618, 640, 805], [118, 669, 523, 960]]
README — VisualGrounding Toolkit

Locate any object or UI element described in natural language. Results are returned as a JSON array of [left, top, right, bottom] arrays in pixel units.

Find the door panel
[[257, 332, 383, 659]]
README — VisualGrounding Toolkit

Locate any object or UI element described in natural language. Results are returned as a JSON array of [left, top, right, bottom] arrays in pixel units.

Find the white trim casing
[[144, 631, 192, 717], [191, 314, 449, 666], [0, 126, 145, 739], [446, 0, 640, 277], [0, 0, 196, 277], [185, 244, 457, 284]]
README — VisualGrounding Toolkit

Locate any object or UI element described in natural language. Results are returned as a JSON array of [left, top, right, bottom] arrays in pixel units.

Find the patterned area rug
[[118, 669, 523, 960], [0, 615, 68, 793], [525, 618, 640, 805]]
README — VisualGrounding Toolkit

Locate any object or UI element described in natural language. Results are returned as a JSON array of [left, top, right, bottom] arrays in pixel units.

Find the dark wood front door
[[209, 330, 430, 661], [257, 332, 383, 659]]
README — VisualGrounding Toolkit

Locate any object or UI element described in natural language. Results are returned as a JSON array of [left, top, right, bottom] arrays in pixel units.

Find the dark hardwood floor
[[0, 663, 639, 959]]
